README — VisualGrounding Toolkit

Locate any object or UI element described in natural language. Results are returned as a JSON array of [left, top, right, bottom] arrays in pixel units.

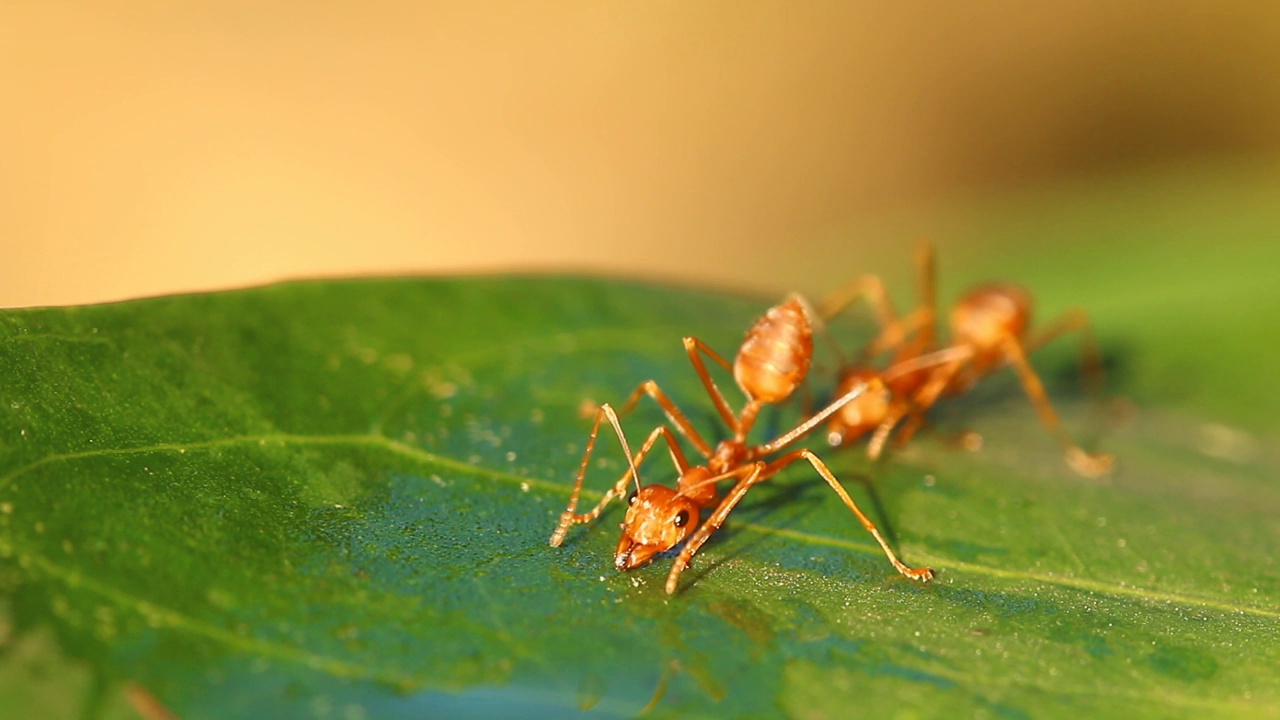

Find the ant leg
[[999, 336, 1114, 477], [856, 355, 969, 459], [819, 274, 914, 363], [861, 240, 940, 361], [617, 379, 714, 458], [1027, 307, 1105, 400], [664, 463, 766, 594], [780, 449, 934, 581], [681, 336, 743, 435], [907, 354, 967, 411], [891, 412, 926, 449], [866, 347, 980, 459], [913, 239, 938, 349], [819, 274, 899, 326], [867, 405, 913, 461], [550, 406, 689, 546], [890, 411, 982, 452], [862, 307, 931, 360], [883, 344, 974, 385], [862, 240, 940, 362]]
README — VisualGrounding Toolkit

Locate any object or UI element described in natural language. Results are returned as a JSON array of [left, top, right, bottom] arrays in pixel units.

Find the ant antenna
[[600, 404, 644, 493], [881, 345, 973, 382], [671, 469, 730, 503]]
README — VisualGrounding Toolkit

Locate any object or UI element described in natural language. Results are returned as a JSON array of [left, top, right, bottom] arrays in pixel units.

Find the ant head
[[827, 371, 891, 446], [614, 484, 700, 571]]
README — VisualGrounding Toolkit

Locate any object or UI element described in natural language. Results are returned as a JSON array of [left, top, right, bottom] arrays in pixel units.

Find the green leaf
[[2, 168, 1279, 718]]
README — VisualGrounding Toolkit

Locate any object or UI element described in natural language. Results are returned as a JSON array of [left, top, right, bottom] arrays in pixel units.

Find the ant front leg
[[999, 336, 1114, 477], [776, 449, 934, 581], [664, 463, 765, 594], [551, 405, 687, 546]]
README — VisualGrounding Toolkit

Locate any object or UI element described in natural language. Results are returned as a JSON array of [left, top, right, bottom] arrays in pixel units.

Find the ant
[[549, 295, 947, 594], [819, 242, 1113, 477]]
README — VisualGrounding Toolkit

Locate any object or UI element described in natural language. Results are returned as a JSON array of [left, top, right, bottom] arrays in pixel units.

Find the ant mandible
[[820, 242, 1113, 477], [549, 295, 940, 594]]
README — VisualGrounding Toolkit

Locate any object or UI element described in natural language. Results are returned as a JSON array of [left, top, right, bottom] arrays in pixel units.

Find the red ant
[[550, 295, 948, 594], [819, 242, 1113, 477]]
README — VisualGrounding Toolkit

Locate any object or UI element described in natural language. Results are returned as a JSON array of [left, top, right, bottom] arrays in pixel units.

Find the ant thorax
[[672, 465, 717, 506], [707, 439, 748, 476]]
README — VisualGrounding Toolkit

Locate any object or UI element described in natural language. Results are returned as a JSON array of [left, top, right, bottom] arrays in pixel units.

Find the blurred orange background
[[3, 2, 1279, 308]]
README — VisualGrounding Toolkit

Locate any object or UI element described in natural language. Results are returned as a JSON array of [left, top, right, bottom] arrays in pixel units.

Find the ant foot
[[549, 514, 573, 547], [1066, 447, 1114, 477], [577, 398, 600, 419], [936, 429, 982, 452], [664, 565, 690, 595], [901, 565, 935, 582]]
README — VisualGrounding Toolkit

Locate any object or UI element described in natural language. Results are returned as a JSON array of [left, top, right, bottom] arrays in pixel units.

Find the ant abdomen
[[951, 284, 1033, 353], [733, 295, 813, 404]]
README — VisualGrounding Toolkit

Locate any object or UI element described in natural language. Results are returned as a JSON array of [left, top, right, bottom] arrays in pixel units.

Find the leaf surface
[[2, 172, 1280, 719]]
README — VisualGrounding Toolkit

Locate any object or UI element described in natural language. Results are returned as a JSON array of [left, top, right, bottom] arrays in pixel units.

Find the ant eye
[[673, 509, 690, 528], [627, 491, 639, 506]]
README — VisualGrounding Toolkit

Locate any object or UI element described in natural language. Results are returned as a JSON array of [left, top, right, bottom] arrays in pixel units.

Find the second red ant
[[819, 242, 1113, 477]]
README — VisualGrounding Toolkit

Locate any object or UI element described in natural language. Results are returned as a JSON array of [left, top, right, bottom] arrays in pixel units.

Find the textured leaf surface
[[2, 173, 1280, 719]]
